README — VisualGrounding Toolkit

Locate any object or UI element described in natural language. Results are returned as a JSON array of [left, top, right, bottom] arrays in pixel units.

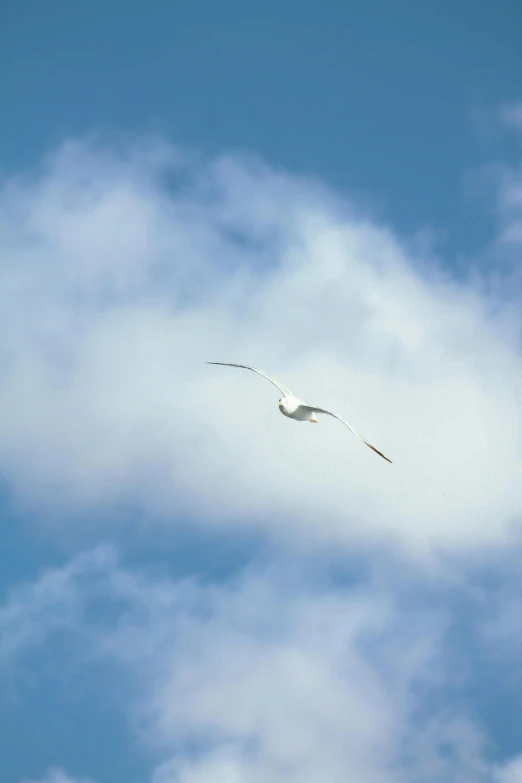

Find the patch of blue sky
[[1, 0, 521, 255]]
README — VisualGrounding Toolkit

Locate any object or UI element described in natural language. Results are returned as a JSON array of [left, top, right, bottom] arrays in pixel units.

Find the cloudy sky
[[1, 2, 522, 782]]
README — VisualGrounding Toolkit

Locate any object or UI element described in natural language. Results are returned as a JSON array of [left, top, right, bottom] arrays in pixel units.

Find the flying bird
[[206, 362, 392, 463]]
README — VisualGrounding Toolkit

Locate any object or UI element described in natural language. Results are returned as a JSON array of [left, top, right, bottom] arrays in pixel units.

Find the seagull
[[206, 362, 392, 463]]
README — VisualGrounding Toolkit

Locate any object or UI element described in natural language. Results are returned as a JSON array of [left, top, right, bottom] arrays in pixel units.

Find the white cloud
[[1, 134, 522, 559], [4, 548, 522, 783], [4, 112, 522, 783]]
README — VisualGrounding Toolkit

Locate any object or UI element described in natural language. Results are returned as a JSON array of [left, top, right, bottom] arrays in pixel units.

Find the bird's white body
[[279, 395, 318, 422], [206, 362, 392, 463]]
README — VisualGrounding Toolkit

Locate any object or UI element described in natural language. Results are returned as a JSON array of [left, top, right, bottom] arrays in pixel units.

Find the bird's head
[[278, 397, 287, 412]]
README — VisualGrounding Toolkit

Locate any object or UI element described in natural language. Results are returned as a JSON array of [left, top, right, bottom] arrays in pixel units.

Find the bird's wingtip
[[366, 442, 393, 464]]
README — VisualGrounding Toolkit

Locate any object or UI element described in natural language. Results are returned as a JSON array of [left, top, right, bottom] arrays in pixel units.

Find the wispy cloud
[[3, 546, 522, 783], [21, 768, 94, 783], [499, 103, 522, 132], [0, 546, 114, 667], [1, 127, 522, 560], [494, 756, 522, 783]]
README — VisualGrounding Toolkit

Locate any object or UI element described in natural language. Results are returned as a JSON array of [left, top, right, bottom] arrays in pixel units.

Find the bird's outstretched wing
[[297, 404, 393, 463], [206, 363, 293, 397]]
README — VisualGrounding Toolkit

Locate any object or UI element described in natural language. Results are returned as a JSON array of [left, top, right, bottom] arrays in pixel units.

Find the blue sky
[[2, 0, 522, 249], [1, 2, 522, 783]]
